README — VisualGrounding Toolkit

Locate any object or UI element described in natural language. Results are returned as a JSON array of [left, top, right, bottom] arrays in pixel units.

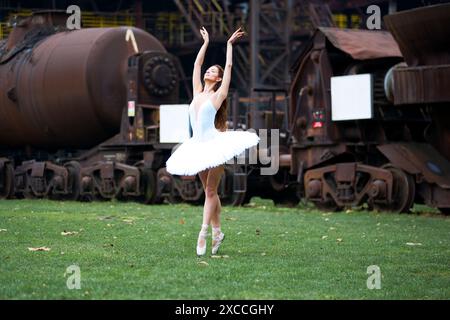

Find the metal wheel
[[157, 167, 182, 204], [0, 163, 15, 199], [51, 161, 81, 201], [374, 165, 415, 213], [138, 167, 157, 204]]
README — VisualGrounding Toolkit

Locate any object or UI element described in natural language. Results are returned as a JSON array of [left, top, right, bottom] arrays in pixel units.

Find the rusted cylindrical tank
[[0, 21, 165, 148]]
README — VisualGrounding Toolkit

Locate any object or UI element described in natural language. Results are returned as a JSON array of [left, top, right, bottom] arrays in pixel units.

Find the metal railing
[[81, 11, 135, 28], [0, 9, 135, 39]]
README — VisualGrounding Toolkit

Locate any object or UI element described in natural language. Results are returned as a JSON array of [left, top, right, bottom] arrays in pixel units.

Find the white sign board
[[331, 74, 373, 121], [159, 104, 190, 143]]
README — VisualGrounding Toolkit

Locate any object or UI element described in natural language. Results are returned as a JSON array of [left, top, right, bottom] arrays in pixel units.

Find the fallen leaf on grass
[[0, 229, 7, 232], [179, 218, 185, 225], [406, 242, 422, 246], [61, 231, 79, 236], [321, 235, 328, 240], [336, 238, 343, 243], [28, 247, 51, 252], [98, 216, 116, 221], [197, 261, 209, 266]]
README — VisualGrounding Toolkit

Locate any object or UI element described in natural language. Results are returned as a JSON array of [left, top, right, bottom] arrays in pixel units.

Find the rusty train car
[[0, 10, 251, 205], [286, 3, 450, 213], [0, 10, 181, 203]]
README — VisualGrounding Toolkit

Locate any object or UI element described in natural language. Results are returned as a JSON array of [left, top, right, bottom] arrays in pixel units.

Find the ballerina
[[166, 27, 260, 256]]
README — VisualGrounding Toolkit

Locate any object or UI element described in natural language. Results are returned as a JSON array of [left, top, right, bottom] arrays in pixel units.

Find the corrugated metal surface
[[319, 27, 402, 60], [393, 65, 450, 104]]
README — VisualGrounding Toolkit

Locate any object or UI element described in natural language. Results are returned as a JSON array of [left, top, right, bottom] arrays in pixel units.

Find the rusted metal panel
[[384, 3, 450, 66], [377, 143, 450, 189], [335, 163, 356, 183], [318, 27, 402, 60], [31, 162, 46, 177]]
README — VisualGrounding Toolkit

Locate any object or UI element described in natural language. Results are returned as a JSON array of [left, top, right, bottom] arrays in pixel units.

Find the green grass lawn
[[0, 198, 449, 299]]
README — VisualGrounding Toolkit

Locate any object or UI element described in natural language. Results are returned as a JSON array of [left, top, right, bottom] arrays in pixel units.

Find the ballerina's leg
[[197, 169, 211, 251]]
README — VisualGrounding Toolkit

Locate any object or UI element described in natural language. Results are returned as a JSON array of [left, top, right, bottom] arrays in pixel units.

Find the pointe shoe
[[211, 232, 225, 255], [196, 230, 208, 256]]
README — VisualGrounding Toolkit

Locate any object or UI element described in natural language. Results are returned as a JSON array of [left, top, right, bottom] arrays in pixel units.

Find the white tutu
[[166, 98, 260, 176], [166, 130, 260, 176]]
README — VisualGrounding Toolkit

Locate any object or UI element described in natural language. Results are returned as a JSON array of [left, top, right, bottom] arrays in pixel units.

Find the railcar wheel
[[53, 161, 81, 201], [157, 168, 182, 204], [139, 167, 157, 204], [374, 165, 415, 213], [0, 163, 15, 199]]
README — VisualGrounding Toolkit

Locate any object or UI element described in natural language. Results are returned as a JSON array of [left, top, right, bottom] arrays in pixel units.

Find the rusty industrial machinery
[[0, 10, 255, 205], [286, 3, 450, 213], [0, 10, 176, 202], [2, 4, 450, 214]]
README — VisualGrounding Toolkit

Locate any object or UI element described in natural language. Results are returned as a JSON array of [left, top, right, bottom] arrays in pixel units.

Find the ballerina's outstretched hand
[[200, 26, 209, 44], [227, 27, 245, 44]]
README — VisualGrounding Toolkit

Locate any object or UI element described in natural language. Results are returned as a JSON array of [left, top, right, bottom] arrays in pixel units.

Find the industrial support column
[[249, 0, 259, 128]]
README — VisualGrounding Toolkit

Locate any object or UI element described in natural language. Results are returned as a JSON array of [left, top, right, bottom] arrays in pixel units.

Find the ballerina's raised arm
[[193, 27, 209, 96], [215, 27, 245, 105]]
